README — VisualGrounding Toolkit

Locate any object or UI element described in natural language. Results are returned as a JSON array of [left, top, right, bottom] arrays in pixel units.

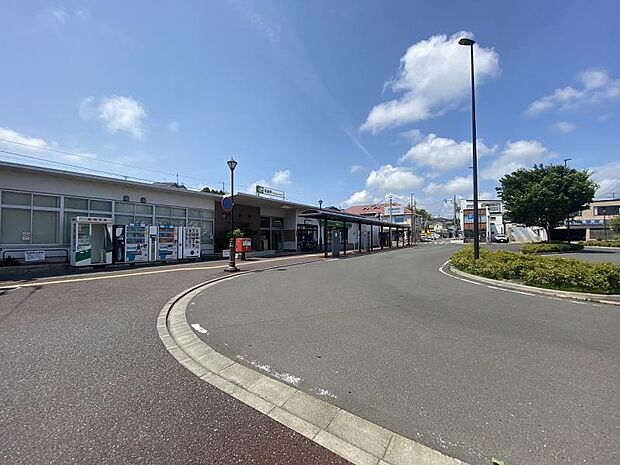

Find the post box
[[235, 237, 252, 253]]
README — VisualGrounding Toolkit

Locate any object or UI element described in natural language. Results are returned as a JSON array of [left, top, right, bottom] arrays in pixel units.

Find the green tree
[[496, 164, 597, 238], [416, 208, 432, 221], [610, 215, 620, 234], [202, 186, 226, 195]]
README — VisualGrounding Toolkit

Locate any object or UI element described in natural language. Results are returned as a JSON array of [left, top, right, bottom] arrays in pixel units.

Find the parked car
[[493, 234, 509, 243]]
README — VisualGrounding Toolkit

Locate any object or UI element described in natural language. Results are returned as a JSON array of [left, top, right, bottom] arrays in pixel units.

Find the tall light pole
[[459, 37, 480, 259], [318, 199, 323, 247], [226, 157, 238, 272]]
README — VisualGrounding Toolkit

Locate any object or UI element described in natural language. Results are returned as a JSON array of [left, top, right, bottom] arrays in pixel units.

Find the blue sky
[[1, 1, 619, 216]]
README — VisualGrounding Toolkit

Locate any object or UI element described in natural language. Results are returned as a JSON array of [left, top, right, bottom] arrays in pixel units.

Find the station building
[[1, 161, 412, 266], [0, 161, 218, 262]]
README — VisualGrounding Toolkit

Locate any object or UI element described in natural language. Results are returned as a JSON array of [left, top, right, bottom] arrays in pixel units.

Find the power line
[[0, 137, 224, 186]]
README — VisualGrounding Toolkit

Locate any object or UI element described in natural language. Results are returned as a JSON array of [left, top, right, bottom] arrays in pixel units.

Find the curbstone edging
[[157, 260, 469, 465], [449, 264, 620, 306]]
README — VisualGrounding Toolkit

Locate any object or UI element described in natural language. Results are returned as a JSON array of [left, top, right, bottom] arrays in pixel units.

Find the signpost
[[221, 196, 234, 212], [256, 185, 285, 199]]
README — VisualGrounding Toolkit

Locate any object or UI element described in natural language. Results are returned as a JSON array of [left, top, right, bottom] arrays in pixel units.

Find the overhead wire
[[0, 138, 225, 187]]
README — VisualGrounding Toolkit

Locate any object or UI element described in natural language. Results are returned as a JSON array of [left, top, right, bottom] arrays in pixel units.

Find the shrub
[[451, 246, 620, 294], [521, 242, 584, 254], [581, 240, 620, 248]]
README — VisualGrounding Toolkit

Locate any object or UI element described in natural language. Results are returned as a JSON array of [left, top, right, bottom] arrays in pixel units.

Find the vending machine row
[[71, 218, 201, 267]]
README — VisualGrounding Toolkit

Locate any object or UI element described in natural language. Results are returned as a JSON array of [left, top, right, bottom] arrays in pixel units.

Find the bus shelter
[[299, 209, 411, 258]]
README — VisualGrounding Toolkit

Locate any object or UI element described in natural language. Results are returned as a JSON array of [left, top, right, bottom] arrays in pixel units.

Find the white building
[[0, 161, 218, 261], [458, 199, 505, 240]]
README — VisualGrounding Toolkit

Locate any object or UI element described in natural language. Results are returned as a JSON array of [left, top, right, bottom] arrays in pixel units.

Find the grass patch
[[451, 246, 620, 294], [521, 242, 584, 254], [582, 240, 620, 248]]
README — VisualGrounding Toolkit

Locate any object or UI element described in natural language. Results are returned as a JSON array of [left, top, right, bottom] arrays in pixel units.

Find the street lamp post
[[226, 157, 238, 272], [318, 199, 323, 248], [459, 37, 480, 259]]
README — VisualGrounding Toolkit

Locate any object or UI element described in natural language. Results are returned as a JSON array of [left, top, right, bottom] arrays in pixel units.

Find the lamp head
[[227, 158, 238, 171], [458, 38, 476, 46], [318, 199, 323, 209]]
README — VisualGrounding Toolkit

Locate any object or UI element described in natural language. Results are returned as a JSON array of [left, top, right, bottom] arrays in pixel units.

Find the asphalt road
[[0, 255, 350, 465], [189, 244, 620, 465]]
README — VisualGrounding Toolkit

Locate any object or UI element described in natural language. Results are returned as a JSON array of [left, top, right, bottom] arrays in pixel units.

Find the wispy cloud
[[526, 69, 620, 116]]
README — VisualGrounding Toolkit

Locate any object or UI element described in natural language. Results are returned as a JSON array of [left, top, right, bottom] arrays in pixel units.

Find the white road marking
[[0, 253, 323, 290], [190, 323, 208, 334], [315, 387, 338, 399], [438, 260, 482, 285], [439, 260, 608, 307]]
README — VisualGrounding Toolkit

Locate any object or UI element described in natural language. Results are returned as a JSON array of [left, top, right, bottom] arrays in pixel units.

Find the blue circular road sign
[[221, 196, 234, 212]]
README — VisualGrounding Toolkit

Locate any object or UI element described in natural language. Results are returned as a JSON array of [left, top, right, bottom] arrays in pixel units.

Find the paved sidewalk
[[0, 253, 351, 464]]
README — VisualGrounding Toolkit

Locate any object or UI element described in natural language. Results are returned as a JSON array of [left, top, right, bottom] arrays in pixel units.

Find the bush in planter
[[581, 240, 620, 247], [451, 246, 620, 294], [521, 242, 584, 254]]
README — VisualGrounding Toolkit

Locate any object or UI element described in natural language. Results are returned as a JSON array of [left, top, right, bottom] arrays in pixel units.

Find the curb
[[157, 263, 468, 465], [448, 265, 620, 307]]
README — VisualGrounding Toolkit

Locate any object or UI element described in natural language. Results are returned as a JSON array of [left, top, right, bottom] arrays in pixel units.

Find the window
[[90, 200, 112, 212], [115, 202, 134, 214], [135, 204, 152, 215], [260, 216, 270, 228], [156, 206, 171, 216], [596, 206, 620, 216], [170, 207, 186, 217], [65, 197, 89, 210], [32, 211, 59, 243], [1, 208, 31, 243], [34, 195, 60, 208], [2, 191, 31, 206]]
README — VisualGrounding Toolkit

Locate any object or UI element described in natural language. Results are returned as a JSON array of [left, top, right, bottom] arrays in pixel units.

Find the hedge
[[451, 247, 620, 294], [521, 242, 584, 254], [581, 240, 620, 248]]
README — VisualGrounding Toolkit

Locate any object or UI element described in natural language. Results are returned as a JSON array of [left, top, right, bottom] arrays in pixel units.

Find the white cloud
[[589, 161, 620, 198], [399, 133, 496, 171], [80, 95, 148, 140], [360, 31, 500, 133], [350, 164, 365, 174], [551, 121, 576, 133], [365, 164, 424, 192], [526, 69, 620, 116], [424, 176, 472, 196], [0, 127, 48, 150], [343, 189, 373, 206], [51, 7, 67, 25], [167, 122, 179, 133], [271, 169, 291, 186], [481, 140, 555, 180]]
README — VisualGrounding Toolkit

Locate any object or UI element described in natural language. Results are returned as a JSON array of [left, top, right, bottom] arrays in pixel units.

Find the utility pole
[[453, 194, 457, 238]]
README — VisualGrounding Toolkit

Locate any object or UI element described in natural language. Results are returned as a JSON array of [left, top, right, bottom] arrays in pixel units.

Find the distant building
[[553, 198, 620, 241], [458, 199, 505, 241]]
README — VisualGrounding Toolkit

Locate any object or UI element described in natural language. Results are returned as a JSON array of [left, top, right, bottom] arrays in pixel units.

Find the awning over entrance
[[299, 209, 402, 228]]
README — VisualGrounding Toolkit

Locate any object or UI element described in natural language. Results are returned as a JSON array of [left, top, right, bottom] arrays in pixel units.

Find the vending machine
[[112, 224, 126, 264], [178, 226, 201, 259], [70, 217, 113, 267], [125, 223, 149, 262], [147, 225, 159, 261], [157, 225, 178, 260]]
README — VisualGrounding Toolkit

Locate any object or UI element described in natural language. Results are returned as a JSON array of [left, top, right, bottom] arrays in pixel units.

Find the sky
[[1, 1, 619, 217]]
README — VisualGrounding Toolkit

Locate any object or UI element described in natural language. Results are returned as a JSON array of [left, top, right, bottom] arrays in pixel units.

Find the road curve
[[0, 254, 351, 465], [188, 244, 620, 465]]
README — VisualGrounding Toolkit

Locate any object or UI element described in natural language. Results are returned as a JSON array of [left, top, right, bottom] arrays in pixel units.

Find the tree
[[416, 208, 432, 221], [610, 215, 620, 235], [202, 186, 226, 195], [496, 164, 597, 238]]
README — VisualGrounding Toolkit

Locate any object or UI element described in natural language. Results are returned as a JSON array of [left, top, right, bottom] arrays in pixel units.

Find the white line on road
[[485, 285, 535, 296], [190, 323, 208, 334], [438, 260, 482, 285]]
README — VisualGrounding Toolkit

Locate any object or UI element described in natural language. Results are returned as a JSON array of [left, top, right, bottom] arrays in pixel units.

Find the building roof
[[0, 160, 222, 199], [345, 202, 402, 216]]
